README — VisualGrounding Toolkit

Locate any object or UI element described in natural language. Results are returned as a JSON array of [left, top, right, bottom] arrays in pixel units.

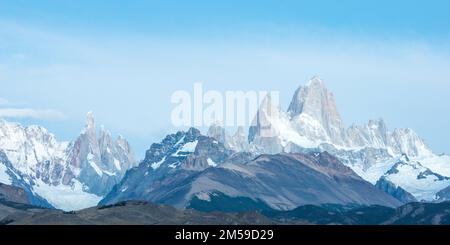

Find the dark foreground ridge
[[0, 199, 275, 225], [2, 198, 450, 225]]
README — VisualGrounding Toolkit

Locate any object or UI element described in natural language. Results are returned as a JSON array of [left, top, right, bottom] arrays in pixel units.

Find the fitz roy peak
[[288, 76, 346, 146], [0, 112, 135, 210], [248, 76, 432, 157]]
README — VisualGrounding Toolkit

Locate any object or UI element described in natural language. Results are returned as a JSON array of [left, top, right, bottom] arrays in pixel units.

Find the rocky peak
[[389, 128, 433, 157], [116, 135, 131, 153], [86, 111, 95, 130], [368, 119, 387, 131], [99, 125, 112, 144], [288, 76, 338, 119], [207, 123, 228, 145], [207, 123, 250, 152], [249, 94, 285, 142], [367, 119, 388, 143], [64, 112, 135, 195], [186, 127, 202, 140], [259, 94, 281, 117], [229, 127, 251, 152], [144, 127, 201, 164], [288, 76, 345, 145], [0, 114, 135, 210]]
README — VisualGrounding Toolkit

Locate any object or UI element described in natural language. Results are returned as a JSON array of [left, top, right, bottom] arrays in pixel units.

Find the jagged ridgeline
[[2, 76, 450, 214], [0, 113, 136, 211], [102, 76, 450, 211]]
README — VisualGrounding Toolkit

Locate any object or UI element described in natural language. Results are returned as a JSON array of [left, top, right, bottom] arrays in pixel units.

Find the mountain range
[[211, 77, 450, 202], [101, 76, 450, 211], [0, 112, 135, 210], [1, 76, 450, 222], [100, 130, 400, 209]]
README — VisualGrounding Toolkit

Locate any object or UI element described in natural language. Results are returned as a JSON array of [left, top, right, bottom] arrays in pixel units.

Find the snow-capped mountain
[[288, 76, 346, 146], [247, 76, 433, 157], [212, 76, 450, 202], [0, 150, 53, 207], [141, 127, 231, 172], [100, 128, 241, 206], [100, 128, 401, 210], [64, 112, 135, 196], [378, 155, 450, 201], [0, 112, 135, 210], [208, 124, 251, 152]]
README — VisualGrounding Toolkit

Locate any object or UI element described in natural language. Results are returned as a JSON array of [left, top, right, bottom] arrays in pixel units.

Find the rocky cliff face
[[375, 177, 418, 203], [288, 76, 346, 146]]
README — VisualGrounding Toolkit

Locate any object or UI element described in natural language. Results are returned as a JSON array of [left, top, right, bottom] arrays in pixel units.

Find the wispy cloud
[[0, 108, 66, 120]]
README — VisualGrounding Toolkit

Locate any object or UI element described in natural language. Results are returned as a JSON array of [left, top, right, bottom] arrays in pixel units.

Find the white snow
[[349, 158, 398, 184], [179, 140, 198, 152], [384, 161, 450, 201], [207, 158, 217, 167], [0, 162, 12, 185], [87, 153, 103, 176], [195, 192, 211, 202], [168, 162, 180, 168], [151, 156, 166, 170], [103, 170, 116, 176], [32, 179, 102, 211], [345, 153, 450, 201], [172, 140, 198, 157], [263, 110, 320, 149], [113, 158, 121, 171], [0, 120, 67, 174]]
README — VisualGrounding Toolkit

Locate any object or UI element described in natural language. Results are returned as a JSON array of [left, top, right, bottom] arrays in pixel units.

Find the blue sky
[[1, 0, 450, 157]]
